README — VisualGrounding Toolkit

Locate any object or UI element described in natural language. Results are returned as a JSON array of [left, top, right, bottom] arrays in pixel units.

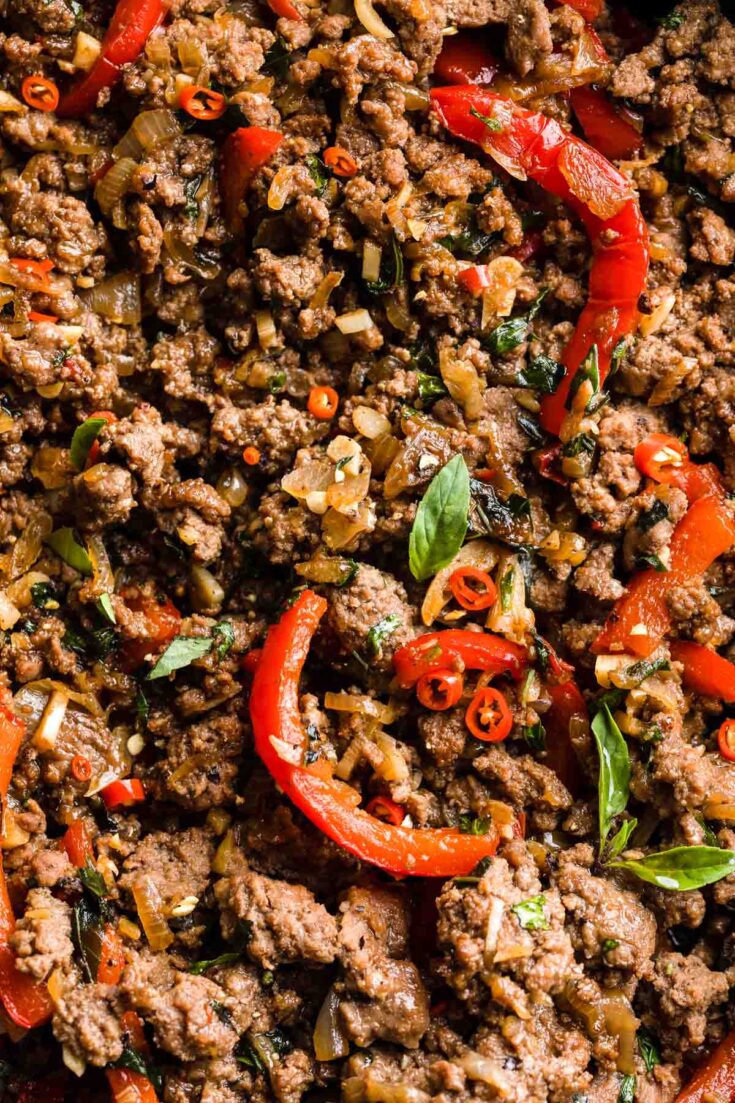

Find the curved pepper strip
[[58, 0, 167, 117], [0, 696, 54, 1029], [219, 127, 284, 233], [634, 433, 724, 504], [249, 591, 500, 877], [673, 1029, 735, 1103], [543, 680, 586, 797], [669, 641, 735, 703], [570, 86, 642, 161], [592, 495, 735, 658], [107, 1069, 159, 1103], [393, 628, 527, 689], [430, 86, 649, 435]]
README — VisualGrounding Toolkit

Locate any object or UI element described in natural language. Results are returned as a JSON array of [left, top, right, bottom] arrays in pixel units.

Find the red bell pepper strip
[[457, 265, 496, 297], [430, 86, 649, 436], [100, 778, 145, 809], [97, 925, 126, 985], [0, 697, 54, 1029], [266, 0, 303, 18], [570, 86, 642, 161], [219, 127, 283, 233], [107, 1069, 159, 1103], [543, 680, 585, 796], [634, 433, 724, 503], [57, 0, 167, 117], [393, 628, 527, 689], [250, 591, 500, 876], [120, 588, 180, 669], [673, 1029, 735, 1103], [434, 33, 499, 85], [592, 495, 735, 658], [559, 0, 602, 19], [62, 820, 94, 868], [669, 641, 735, 703]]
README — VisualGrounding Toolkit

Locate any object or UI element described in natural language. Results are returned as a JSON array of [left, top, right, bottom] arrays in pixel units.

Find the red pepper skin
[[430, 86, 649, 437], [457, 265, 495, 297], [107, 1068, 159, 1103], [543, 680, 585, 796], [559, 0, 602, 19], [673, 1029, 735, 1103], [570, 86, 642, 160], [434, 33, 499, 85], [219, 127, 283, 233], [669, 641, 735, 703], [100, 778, 145, 809], [593, 496, 735, 658], [58, 0, 166, 117], [250, 591, 500, 876], [266, 0, 303, 18], [62, 821, 94, 868], [634, 433, 723, 503], [120, 589, 181, 669], [393, 628, 527, 689]]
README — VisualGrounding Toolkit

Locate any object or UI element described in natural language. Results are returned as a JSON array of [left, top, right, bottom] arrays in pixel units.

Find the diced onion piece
[[282, 461, 333, 501], [217, 467, 248, 508], [703, 800, 735, 822], [439, 347, 484, 423], [0, 591, 20, 630], [0, 412, 16, 433], [313, 985, 350, 1061], [162, 229, 218, 280], [82, 272, 141, 325], [324, 692, 396, 725], [6, 570, 51, 610], [352, 405, 391, 440], [94, 157, 137, 215], [212, 829, 236, 874], [480, 257, 523, 322], [33, 690, 69, 751], [0, 91, 25, 113], [189, 564, 225, 611], [539, 529, 587, 567], [638, 291, 676, 337], [177, 38, 208, 76], [62, 1045, 87, 1078], [326, 467, 371, 514], [267, 165, 297, 211], [486, 552, 535, 644], [456, 1053, 511, 1096], [362, 241, 382, 283], [0, 510, 51, 582], [47, 968, 64, 1008], [72, 31, 101, 71], [145, 29, 171, 68], [255, 309, 277, 350], [483, 895, 505, 964], [295, 552, 356, 586], [1, 808, 30, 849], [374, 731, 408, 783], [309, 270, 343, 310], [422, 539, 500, 626], [364, 1081, 430, 1103], [335, 308, 374, 334], [322, 500, 376, 549], [132, 876, 174, 951], [113, 109, 181, 161], [354, 0, 394, 38], [334, 734, 367, 781], [30, 447, 72, 490], [37, 383, 64, 399], [87, 534, 114, 594], [393, 83, 429, 110]]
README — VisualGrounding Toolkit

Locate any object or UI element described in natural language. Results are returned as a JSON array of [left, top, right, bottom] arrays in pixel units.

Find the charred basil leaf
[[517, 413, 546, 445], [47, 528, 92, 575], [638, 499, 668, 531], [113, 1045, 163, 1094], [635, 552, 667, 572], [485, 316, 529, 356], [70, 416, 108, 471], [511, 894, 549, 931], [80, 864, 108, 898], [611, 845, 735, 890], [453, 855, 492, 885], [562, 434, 595, 459], [263, 36, 291, 80], [468, 480, 531, 544], [438, 226, 495, 259], [625, 655, 669, 684], [72, 896, 103, 983], [458, 814, 491, 835], [306, 155, 328, 197], [212, 620, 235, 659], [523, 720, 546, 752], [409, 455, 470, 581], [516, 353, 564, 394], [606, 817, 638, 861], [31, 581, 58, 610], [591, 704, 630, 853]]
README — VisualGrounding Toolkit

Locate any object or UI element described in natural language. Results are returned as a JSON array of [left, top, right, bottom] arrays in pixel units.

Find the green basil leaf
[[516, 353, 564, 394], [601, 938, 619, 953], [31, 581, 58, 610], [458, 814, 491, 836], [113, 1044, 163, 1094], [467, 480, 531, 543], [365, 233, 404, 294], [562, 433, 596, 458], [189, 951, 243, 976], [611, 845, 735, 890], [638, 1028, 660, 1074], [417, 372, 448, 404], [72, 896, 103, 983], [80, 864, 108, 899], [638, 499, 668, 532], [658, 10, 684, 29], [568, 344, 600, 410], [366, 613, 401, 657], [610, 337, 628, 376], [453, 855, 492, 885], [438, 227, 495, 258], [263, 35, 290, 80], [625, 656, 669, 684], [591, 704, 630, 852], [70, 417, 108, 471], [97, 593, 116, 624], [486, 316, 529, 356], [523, 719, 546, 751], [606, 817, 638, 861], [409, 455, 470, 581], [147, 636, 214, 680], [635, 553, 667, 573], [469, 105, 503, 132], [47, 528, 93, 575], [511, 894, 549, 931], [212, 620, 235, 660], [305, 155, 327, 197], [618, 1074, 636, 1103]]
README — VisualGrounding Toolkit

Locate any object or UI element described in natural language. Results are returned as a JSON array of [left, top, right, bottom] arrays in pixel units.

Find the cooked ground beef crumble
[[0, 0, 734, 1100]]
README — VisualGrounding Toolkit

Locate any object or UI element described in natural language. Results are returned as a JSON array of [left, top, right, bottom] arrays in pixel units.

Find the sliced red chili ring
[[449, 567, 497, 612], [465, 686, 512, 742], [416, 668, 463, 712], [70, 754, 93, 782], [717, 719, 735, 763], [179, 85, 227, 120], [365, 796, 405, 825]]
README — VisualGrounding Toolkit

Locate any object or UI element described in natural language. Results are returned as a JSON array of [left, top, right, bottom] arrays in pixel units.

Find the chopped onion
[[212, 829, 236, 874], [132, 876, 174, 951], [362, 241, 382, 283], [255, 309, 278, 350], [282, 461, 333, 501], [162, 229, 218, 280], [0, 91, 24, 113], [0, 591, 20, 631], [0, 510, 51, 582], [177, 38, 208, 77], [322, 500, 376, 550], [374, 731, 408, 783], [189, 564, 225, 612], [326, 467, 371, 514], [145, 30, 171, 68], [638, 291, 676, 337], [216, 467, 248, 508], [309, 270, 343, 310], [393, 83, 429, 111], [336, 308, 374, 334], [113, 109, 181, 161], [422, 539, 500, 626], [354, 0, 394, 37], [313, 986, 350, 1061], [267, 166, 298, 211], [295, 552, 357, 586], [703, 800, 735, 822], [483, 895, 505, 964], [456, 1053, 511, 1096], [1, 808, 30, 850], [480, 257, 524, 320], [82, 272, 141, 325], [72, 31, 101, 71], [486, 552, 535, 644], [439, 347, 485, 423], [30, 447, 73, 490], [33, 690, 69, 751], [62, 1045, 87, 1079], [353, 405, 391, 440], [324, 692, 396, 725], [87, 534, 114, 595], [94, 157, 137, 215]]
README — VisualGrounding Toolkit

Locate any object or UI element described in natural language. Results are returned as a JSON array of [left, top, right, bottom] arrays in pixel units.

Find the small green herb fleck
[[499, 568, 515, 612], [189, 951, 243, 976], [469, 106, 503, 132], [523, 719, 546, 752], [366, 614, 402, 657], [417, 372, 448, 404], [212, 620, 235, 660], [602, 938, 619, 953], [458, 814, 491, 835], [635, 553, 667, 573], [638, 499, 668, 531], [47, 528, 92, 575], [618, 1074, 636, 1103], [306, 155, 328, 197], [511, 894, 549, 931], [638, 1028, 661, 1074], [97, 593, 116, 624]]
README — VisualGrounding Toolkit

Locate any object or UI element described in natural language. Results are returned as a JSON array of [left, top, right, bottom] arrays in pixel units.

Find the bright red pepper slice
[[673, 1029, 735, 1103], [559, 0, 602, 19], [120, 588, 181, 669], [543, 680, 586, 796], [416, 668, 464, 711], [393, 628, 527, 689], [97, 924, 126, 984], [465, 686, 512, 742], [0, 696, 54, 1029], [593, 496, 735, 658], [434, 32, 499, 85], [62, 820, 94, 868], [669, 640, 735, 703], [717, 719, 735, 763], [430, 85, 649, 436], [634, 433, 723, 503], [107, 1068, 159, 1103], [249, 591, 500, 876], [219, 127, 283, 233], [266, 0, 303, 18], [365, 796, 405, 826], [58, 0, 167, 117], [570, 86, 642, 161], [457, 264, 496, 297], [100, 778, 145, 809]]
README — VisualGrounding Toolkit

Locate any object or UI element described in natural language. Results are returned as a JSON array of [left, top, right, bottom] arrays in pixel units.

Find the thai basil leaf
[[499, 567, 515, 611], [189, 951, 243, 976], [366, 613, 401, 657], [458, 814, 491, 835], [212, 620, 235, 659], [80, 864, 108, 898], [469, 106, 503, 132], [635, 553, 667, 573], [439, 226, 495, 258], [591, 704, 630, 852], [516, 353, 564, 394], [486, 316, 530, 356], [409, 455, 470, 581], [468, 480, 531, 543], [658, 10, 684, 29], [263, 36, 290, 80], [147, 636, 214, 680], [417, 372, 448, 404], [305, 155, 327, 197], [47, 528, 92, 575], [625, 656, 669, 684], [606, 817, 638, 861], [523, 720, 546, 751], [638, 499, 668, 531], [97, 593, 116, 624], [618, 1074, 636, 1103], [70, 417, 107, 470], [71, 896, 103, 983], [365, 234, 404, 294], [31, 581, 58, 609], [562, 433, 595, 458], [517, 413, 546, 445], [611, 845, 735, 890], [610, 337, 627, 376], [638, 1028, 661, 1074], [113, 1045, 163, 1094], [568, 344, 600, 410], [510, 894, 549, 931]]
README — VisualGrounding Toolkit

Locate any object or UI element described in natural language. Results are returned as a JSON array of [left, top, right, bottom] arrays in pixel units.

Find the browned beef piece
[[9, 887, 73, 979], [52, 982, 125, 1066], [118, 827, 214, 911], [651, 952, 729, 1046], [338, 886, 429, 1049], [326, 564, 415, 672], [69, 464, 136, 530], [215, 865, 338, 968], [474, 746, 573, 820]]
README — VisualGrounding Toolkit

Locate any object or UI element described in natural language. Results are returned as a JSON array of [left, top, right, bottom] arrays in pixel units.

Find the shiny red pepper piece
[[250, 591, 500, 876], [392, 628, 527, 689], [266, 0, 303, 18], [107, 1069, 159, 1103], [430, 85, 649, 436], [634, 433, 723, 503], [219, 127, 283, 233], [593, 496, 735, 658], [669, 640, 735, 704], [570, 86, 642, 161], [559, 0, 602, 19], [673, 1028, 735, 1103], [58, 0, 167, 117], [434, 32, 499, 85], [543, 680, 586, 796]]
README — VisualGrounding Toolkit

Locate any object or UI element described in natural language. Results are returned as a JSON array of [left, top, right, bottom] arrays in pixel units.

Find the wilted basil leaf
[[612, 845, 735, 890], [70, 417, 107, 471], [409, 455, 470, 581], [47, 528, 92, 575], [591, 704, 630, 852]]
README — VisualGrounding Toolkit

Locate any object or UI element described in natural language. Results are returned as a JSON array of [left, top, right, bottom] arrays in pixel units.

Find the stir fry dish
[[1, 0, 735, 1099]]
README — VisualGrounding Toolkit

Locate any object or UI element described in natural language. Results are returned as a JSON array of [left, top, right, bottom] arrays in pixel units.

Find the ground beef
[[9, 888, 73, 980], [651, 952, 730, 1046], [118, 828, 214, 911], [326, 564, 416, 673], [52, 982, 125, 1067]]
